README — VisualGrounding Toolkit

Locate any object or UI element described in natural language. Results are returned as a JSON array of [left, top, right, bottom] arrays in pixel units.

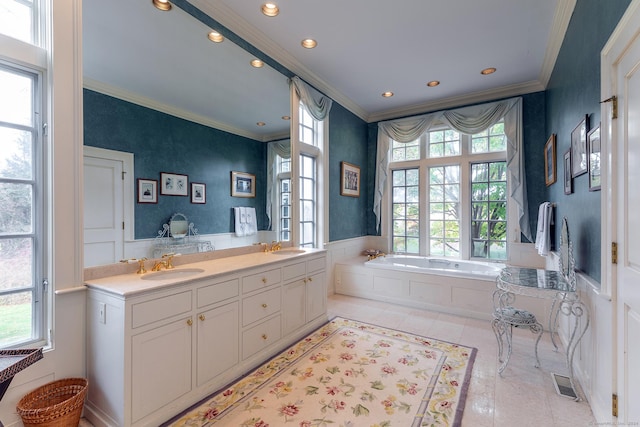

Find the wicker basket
[[16, 378, 88, 427]]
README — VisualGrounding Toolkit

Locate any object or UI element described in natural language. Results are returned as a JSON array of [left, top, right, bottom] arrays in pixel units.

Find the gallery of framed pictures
[[160, 172, 188, 196], [544, 134, 557, 186], [231, 171, 256, 198], [340, 161, 360, 197], [570, 115, 589, 178], [191, 182, 206, 204], [137, 179, 158, 203]]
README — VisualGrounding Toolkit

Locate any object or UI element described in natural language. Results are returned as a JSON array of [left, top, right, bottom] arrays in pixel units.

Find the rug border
[[161, 316, 478, 426]]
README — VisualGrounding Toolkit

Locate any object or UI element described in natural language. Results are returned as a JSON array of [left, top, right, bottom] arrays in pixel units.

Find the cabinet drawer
[[242, 268, 281, 294], [132, 291, 192, 329], [307, 256, 326, 274], [242, 315, 281, 360], [242, 287, 281, 326], [197, 278, 239, 308], [282, 261, 306, 282]]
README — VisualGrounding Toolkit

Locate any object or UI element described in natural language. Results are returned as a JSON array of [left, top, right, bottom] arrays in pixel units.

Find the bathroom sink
[[141, 268, 205, 280], [269, 249, 306, 256]]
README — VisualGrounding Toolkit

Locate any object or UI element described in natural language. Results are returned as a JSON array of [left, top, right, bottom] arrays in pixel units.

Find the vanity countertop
[[84, 248, 325, 297]]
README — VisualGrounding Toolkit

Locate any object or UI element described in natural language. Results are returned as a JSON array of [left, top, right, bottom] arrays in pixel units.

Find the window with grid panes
[[1, 0, 47, 349], [277, 155, 291, 242], [389, 119, 508, 260], [391, 169, 420, 253], [429, 165, 460, 256]]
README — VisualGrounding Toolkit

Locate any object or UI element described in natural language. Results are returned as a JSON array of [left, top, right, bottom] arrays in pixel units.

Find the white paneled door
[[83, 147, 134, 267], [603, 0, 640, 421]]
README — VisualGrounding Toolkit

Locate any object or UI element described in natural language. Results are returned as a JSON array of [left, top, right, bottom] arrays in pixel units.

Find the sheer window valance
[[266, 140, 291, 229], [374, 97, 531, 242], [290, 76, 333, 120]]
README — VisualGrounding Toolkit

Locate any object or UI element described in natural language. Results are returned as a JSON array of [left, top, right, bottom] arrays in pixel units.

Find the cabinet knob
[[261, 277, 267, 284], [261, 303, 268, 308], [303, 278, 307, 284], [199, 314, 206, 321], [261, 334, 268, 340], [308, 277, 313, 282], [187, 318, 193, 326]]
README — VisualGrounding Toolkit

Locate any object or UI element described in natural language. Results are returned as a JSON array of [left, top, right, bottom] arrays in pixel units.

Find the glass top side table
[[495, 266, 589, 401]]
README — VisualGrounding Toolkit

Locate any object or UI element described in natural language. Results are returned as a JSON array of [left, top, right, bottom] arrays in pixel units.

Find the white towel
[[534, 202, 553, 256], [240, 207, 247, 224], [245, 207, 257, 236], [234, 207, 245, 237]]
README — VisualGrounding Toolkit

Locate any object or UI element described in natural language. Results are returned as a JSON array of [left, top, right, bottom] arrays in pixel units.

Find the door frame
[[600, 0, 640, 419], [83, 146, 135, 243]]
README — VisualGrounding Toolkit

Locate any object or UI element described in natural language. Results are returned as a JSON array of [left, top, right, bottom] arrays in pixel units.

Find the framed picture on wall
[[137, 179, 157, 203], [571, 115, 589, 178], [564, 149, 573, 195], [160, 172, 188, 196], [587, 124, 601, 191], [231, 171, 256, 197], [544, 134, 557, 186], [340, 162, 360, 197], [191, 182, 206, 203]]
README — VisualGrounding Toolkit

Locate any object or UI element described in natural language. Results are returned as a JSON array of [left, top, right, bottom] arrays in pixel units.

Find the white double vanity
[[84, 248, 327, 427]]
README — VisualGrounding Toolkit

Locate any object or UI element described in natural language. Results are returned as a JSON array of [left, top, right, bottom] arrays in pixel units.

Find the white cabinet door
[[197, 302, 239, 387], [283, 281, 306, 335], [131, 317, 192, 423], [306, 271, 326, 321]]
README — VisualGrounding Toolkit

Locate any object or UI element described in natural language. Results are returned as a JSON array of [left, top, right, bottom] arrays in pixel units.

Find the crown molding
[[367, 80, 545, 123], [82, 78, 277, 142], [538, 0, 577, 88]]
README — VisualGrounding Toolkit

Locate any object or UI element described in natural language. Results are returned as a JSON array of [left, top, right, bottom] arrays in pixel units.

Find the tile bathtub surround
[[327, 294, 596, 427]]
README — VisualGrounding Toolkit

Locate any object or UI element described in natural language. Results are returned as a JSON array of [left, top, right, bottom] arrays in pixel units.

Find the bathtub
[[365, 255, 504, 280], [334, 254, 536, 320]]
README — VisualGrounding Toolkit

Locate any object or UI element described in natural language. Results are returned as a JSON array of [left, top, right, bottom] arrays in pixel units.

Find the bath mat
[[165, 317, 477, 427]]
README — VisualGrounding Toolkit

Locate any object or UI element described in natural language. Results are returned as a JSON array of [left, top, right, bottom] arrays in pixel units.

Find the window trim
[[386, 125, 515, 260]]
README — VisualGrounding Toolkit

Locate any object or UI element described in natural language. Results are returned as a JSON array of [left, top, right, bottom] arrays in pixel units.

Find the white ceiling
[[83, 0, 574, 141], [191, 0, 574, 122]]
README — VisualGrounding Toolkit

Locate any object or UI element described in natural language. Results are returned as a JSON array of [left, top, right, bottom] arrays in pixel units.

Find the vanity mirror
[[169, 213, 189, 239], [154, 213, 213, 258], [559, 217, 576, 289], [82, 0, 291, 267]]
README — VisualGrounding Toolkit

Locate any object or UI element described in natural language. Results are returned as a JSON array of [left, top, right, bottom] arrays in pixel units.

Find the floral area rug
[[166, 317, 477, 427]]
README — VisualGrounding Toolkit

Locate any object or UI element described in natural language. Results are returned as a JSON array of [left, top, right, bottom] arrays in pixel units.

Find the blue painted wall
[[83, 89, 267, 239], [328, 103, 370, 241], [545, 0, 630, 282]]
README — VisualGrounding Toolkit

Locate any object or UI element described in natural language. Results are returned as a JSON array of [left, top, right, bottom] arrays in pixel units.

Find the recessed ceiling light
[[282, 116, 291, 120], [382, 91, 394, 98], [250, 59, 264, 68], [481, 67, 497, 75], [426, 80, 440, 87], [207, 31, 224, 43], [257, 122, 266, 127], [152, 0, 172, 11], [261, 3, 279, 17], [301, 39, 317, 49]]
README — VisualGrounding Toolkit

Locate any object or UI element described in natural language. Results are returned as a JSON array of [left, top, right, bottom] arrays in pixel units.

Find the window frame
[[0, 5, 49, 350], [290, 98, 327, 249], [387, 122, 514, 260]]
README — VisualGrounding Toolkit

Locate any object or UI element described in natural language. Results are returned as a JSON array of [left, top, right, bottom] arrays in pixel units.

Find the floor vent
[[551, 372, 578, 399]]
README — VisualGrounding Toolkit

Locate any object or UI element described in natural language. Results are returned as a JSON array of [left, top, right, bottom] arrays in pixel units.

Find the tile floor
[[327, 294, 596, 427]]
